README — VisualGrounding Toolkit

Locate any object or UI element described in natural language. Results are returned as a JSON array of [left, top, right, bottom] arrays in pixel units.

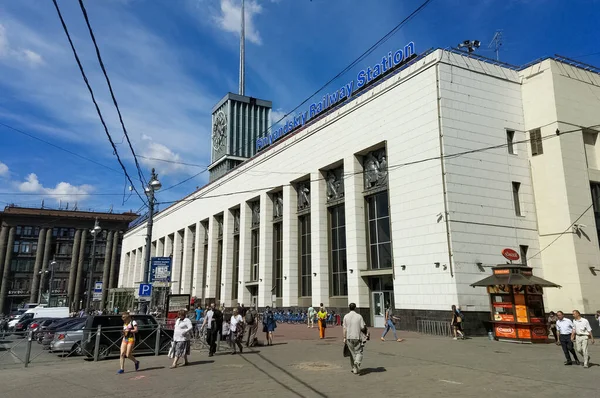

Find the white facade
[[120, 49, 600, 322]]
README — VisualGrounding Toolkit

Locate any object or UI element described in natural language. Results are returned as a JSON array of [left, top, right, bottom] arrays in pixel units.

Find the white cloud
[[17, 173, 94, 203], [0, 161, 8, 177], [270, 108, 289, 125], [212, 0, 263, 45], [0, 23, 44, 66], [138, 135, 193, 175]]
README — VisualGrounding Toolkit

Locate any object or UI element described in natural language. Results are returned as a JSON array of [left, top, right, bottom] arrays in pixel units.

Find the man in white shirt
[[343, 303, 368, 375], [307, 306, 315, 329], [555, 311, 580, 365], [571, 310, 595, 369], [201, 303, 216, 357]]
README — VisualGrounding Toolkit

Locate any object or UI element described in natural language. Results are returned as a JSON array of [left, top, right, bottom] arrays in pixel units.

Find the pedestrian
[[556, 311, 580, 365], [170, 309, 192, 368], [451, 305, 465, 340], [547, 311, 559, 345], [343, 303, 369, 375], [381, 302, 403, 342], [317, 304, 327, 339], [117, 312, 140, 374], [229, 308, 244, 354], [572, 310, 594, 368], [201, 303, 220, 357], [262, 306, 276, 346], [595, 310, 600, 328], [244, 304, 258, 347], [307, 305, 315, 328]]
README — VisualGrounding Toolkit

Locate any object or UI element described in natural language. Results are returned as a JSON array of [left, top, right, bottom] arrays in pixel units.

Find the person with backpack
[[244, 304, 259, 347], [451, 304, 465, 340], [380, 302, 403, 342], [262, 306, 276, 346]]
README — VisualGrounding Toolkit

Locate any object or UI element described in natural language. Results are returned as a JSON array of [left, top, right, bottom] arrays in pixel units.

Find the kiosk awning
[[470, 265, 561, 288]]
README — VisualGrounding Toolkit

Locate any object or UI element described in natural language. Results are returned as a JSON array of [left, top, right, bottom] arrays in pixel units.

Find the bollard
[[24, 330, 33, 368], [154, 324, 161, 356], [93, 325, 102, 362]]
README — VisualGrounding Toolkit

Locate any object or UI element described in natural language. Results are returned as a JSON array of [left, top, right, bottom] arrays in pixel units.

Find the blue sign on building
[[150, 257, 172, 283], [256, 41, 416, 152], [138, 283, 152, 299]]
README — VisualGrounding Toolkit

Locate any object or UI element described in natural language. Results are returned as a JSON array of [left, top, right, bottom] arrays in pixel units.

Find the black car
[[14, 317, 37, 334], [28, 318, 59, 341], [42, 317, 85, 347], [81, 315, 172, 360]]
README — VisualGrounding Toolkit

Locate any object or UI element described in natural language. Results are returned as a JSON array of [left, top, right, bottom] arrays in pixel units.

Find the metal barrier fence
[[416, 319, 453, 337], [0, 321, 241, 369]]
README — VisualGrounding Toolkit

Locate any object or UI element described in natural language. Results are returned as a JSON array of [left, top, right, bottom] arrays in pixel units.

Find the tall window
[[506, 130, 516, 155], [530, 128, 543, 156], [273, 223, 283, 298], [329, 205, 347, 296], [232, 235, 240, 299], [299, 215, 312, 297], [591, 182, 600, 246], [216, 240, 223, 301], [366, 191, 392, 269], [512, 181, 522, 216], [251, 230, 260, 281], [23, 226, 33, 236]]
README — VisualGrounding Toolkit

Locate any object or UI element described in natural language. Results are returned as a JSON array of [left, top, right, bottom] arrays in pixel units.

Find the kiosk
[[471, 264, 560, 343]]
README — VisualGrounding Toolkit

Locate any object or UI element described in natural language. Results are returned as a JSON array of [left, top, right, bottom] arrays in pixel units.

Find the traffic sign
[[93, 281, 102, 302], [137, 283, 152, 302]]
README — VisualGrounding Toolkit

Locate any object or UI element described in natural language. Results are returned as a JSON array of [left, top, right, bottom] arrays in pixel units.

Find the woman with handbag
[[451, 305, 465, 340], [381, 303, 403, 342]]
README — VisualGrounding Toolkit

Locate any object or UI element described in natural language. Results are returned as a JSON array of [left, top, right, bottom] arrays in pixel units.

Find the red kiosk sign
[[501, 248, 520, 262]]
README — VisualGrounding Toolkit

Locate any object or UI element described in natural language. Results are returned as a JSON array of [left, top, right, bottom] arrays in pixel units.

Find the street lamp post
[[38, 258, 57, 306], [142, 169, 161, 314], [85, 218, 102, 310]]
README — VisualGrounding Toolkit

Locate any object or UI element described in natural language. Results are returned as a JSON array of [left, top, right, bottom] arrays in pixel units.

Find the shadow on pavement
[[183, 360, 214, 366], [137, 366, 166, 372], [360, 367, 387, 376]]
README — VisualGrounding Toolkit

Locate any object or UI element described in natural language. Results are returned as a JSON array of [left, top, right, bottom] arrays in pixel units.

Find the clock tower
[[208, 93, 272, 182]]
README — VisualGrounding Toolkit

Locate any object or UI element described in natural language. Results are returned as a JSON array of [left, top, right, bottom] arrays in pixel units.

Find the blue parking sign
[[138, 283, 152, 298]]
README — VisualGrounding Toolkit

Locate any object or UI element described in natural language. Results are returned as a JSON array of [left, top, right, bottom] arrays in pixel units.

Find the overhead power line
[[51, 0, 147, 208], [137, 155, 207, 169], [77, 0, 148, 188], [0, 121, 122, 175]]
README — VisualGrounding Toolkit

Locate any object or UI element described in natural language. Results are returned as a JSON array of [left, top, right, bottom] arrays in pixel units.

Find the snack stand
[[471, 264, 560, 343]]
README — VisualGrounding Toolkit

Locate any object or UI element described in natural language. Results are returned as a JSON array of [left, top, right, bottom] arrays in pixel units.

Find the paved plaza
[[1, 324, 599, 398]]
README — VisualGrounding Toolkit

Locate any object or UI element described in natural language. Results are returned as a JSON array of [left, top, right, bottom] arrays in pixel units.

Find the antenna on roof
[[239, 0, 246, 96], [488, 30, 503, 61], [109, 204, 113, 213]]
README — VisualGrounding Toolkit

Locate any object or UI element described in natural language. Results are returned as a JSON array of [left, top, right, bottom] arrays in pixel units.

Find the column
[[134, 245, 145, 284], [100, 231, 114, 309], [0, 227, 16, 312], [128, 249, 137, 287], [108, 231, 119, 289], [180, 226, 195, 294], [157, 238, 164, 257], [66, 229, 82, 305], [30, 228, 47, 302], [344, 156, 370, 308], [258, 192, 274, 307], [0, 226, 8, 289], [118, 251, 128, 288], [171, 230, 184, 294], [221, 210, 234, 306], [192, 222, 204, 299], [39, 228, 53, 300], [206, 218, 219, 302], [73, 230, 88, 309], [238, 204, 252, 306], [282, 185, 299, 307], [311, 172, 329, 307]]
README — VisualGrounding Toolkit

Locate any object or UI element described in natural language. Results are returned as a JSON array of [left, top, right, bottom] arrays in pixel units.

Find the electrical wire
[[0, 121, 122, 175], [52, 0, 147, 208], [136, 155, 207, 169], [160, 168, 208, 193], [77, 0, 148, 188]]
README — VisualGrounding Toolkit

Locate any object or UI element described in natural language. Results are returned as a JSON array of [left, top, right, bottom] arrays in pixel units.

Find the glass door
[[372, 292, 385, 328]]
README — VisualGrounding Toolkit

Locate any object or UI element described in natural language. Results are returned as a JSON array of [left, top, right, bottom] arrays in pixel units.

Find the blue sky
[[0, 0, 598, 215]]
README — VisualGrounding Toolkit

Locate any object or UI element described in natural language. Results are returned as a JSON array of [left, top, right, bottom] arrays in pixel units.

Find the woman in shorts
[[118, 312, 140, 374], [170, 309, 192, 368]]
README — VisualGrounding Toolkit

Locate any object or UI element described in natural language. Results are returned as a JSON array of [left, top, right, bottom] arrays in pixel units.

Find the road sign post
[[93, 282, 103, 302], [136, 283, 153, 302]]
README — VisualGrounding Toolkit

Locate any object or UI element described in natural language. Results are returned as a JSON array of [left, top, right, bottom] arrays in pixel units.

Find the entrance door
[[372, 291, 394, 328]]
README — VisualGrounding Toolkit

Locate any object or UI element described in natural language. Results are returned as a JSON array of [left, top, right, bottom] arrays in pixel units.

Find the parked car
[[42, 318, 85, 348], [81, 315, 172, 360], [28, 318, 58, 341], [14, 317, 37, 334], [50, 319, 87, 356]]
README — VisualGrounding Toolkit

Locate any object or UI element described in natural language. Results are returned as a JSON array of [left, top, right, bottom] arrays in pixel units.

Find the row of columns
[[0, 225, 121, 312], [121, 155, 373, 309]]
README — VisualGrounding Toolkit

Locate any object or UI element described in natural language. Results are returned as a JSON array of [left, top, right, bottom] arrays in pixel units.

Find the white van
[[8, 306, 69, 329]]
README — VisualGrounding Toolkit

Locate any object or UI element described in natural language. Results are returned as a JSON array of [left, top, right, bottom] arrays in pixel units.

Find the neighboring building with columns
[[0, 205, 137, 314], [119, 48, 600, 330]]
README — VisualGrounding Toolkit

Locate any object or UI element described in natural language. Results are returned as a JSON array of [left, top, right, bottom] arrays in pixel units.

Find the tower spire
[[239, 0, 245, 96]]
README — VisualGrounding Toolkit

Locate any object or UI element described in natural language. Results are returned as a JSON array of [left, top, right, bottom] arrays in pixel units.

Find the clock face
[[212, 111, 227, 151]]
